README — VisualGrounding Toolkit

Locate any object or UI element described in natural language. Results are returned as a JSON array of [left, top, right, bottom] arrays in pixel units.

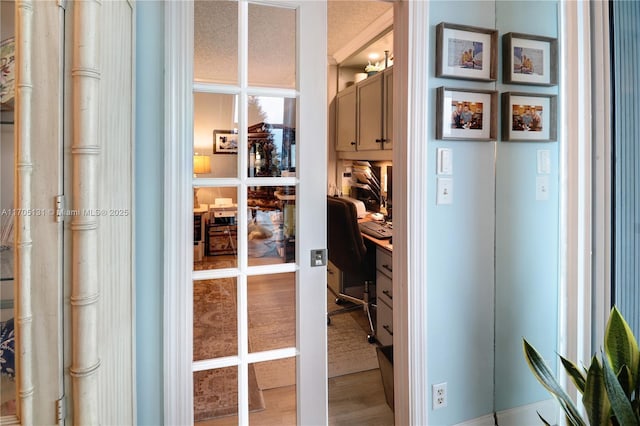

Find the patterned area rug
[[193, 278, 265, 421], [192, 269, 379, 420]]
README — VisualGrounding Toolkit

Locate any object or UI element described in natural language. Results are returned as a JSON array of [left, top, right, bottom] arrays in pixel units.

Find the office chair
[[326, 196, 376, 343]]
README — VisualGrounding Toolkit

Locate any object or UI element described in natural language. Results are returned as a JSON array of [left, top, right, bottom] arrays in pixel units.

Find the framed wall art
[[502, 92, 557, 142], [436, 87, 498, 141], [503, 33, 558, 86], [213, 130, 238, 154], [436, 22, 498, 81]]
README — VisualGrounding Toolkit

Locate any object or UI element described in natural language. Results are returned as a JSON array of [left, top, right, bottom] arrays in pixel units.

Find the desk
[[359, 214, 393, 252], [357, 215, 394, 346]]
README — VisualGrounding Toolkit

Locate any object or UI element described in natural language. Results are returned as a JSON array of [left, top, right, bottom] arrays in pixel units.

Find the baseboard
[[496, 399, 558, 426], [453, 413, 495, 426], [452, 399, 558, 426]]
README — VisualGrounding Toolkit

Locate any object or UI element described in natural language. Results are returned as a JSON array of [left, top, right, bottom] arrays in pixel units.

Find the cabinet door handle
[[376, 138, 383, 143], [382, 289, 392, 300], [382, 264, 392, 273], [383, 324, 393, 336], [350, 141, 356, 145]]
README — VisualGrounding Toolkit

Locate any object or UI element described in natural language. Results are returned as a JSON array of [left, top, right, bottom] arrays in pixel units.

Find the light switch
[[536, 176, 549, 201], [436, 178, 453, 205], [537, 150, 551, 174], [437, 148, 453, 175]]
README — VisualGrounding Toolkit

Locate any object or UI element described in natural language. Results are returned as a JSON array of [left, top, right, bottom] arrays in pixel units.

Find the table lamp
[[193, 154, 211, 208]]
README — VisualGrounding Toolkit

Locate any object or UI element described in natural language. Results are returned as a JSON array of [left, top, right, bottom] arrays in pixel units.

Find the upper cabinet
[[336, 66, 393, 152], [335, 83, 357, 151]]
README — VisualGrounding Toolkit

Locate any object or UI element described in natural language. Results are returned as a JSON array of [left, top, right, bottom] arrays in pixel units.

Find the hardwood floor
[[199, 369, 394, 426], [194, 254, 394, 425]]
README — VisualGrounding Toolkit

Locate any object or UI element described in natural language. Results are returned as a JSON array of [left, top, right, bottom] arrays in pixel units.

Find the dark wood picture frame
[[436, 22, 498, 81], [213, 129, 238, 154], [501, 92, 557, 142], [436, 87, 498, 141], [502, 32, 558, 86]]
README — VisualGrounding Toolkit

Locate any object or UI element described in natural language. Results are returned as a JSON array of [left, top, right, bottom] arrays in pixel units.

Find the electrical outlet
[[432, 382, 447, 409]]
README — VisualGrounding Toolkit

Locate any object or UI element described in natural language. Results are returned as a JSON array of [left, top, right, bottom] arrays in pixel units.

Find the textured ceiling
[[327, 0, 393, 57], [194, 1, 393, 85]]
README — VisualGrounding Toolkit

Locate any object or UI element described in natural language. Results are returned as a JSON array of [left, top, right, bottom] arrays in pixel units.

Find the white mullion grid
[[237, 2, 250, 424], [193, 356, 240, 372], [246, 86, 298, 99], [193, 81, 242, 95], [246, 176, 297, 187], [246, 262, 297, 277], [192, 177, 241, 188]]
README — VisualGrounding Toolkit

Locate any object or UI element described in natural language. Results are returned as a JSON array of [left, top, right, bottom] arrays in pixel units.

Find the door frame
[[163, 1, 328, 424]]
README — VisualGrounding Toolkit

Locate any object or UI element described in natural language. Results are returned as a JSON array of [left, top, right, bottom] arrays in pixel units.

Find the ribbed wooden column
[[15, 1, 34, 424], [70, 1, 101, 424]]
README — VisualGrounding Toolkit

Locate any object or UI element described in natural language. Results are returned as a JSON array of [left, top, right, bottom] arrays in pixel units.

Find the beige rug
[[249, 288, 379, 390]]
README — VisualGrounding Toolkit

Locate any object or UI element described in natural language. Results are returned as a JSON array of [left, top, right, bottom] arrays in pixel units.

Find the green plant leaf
[[561, 354, 587, 394], [605, 307, 640, 393], [523, 339, 586, 426], [602, 350, 640, 425], [618, 365, 633, 398], [583, 356, 611, 426], [537, 412, 552, 425]]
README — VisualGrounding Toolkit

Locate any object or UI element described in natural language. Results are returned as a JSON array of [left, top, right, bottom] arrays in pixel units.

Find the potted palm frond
[[523, 306, 640, 425]]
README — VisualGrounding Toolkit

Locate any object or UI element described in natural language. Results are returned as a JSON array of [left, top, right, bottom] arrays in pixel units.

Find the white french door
[[164, 1, 328, 424]]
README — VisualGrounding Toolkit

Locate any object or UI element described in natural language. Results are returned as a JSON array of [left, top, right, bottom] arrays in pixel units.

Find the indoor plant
[[523, 306, 640, 425]]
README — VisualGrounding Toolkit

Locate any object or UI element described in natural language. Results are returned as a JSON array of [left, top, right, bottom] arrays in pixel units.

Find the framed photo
[[503, 33, 557, 86], [502, 92, 557, 142], [436, 22, 498, 81], [213, 130, 238, 154], [436, 87, 498, 141]]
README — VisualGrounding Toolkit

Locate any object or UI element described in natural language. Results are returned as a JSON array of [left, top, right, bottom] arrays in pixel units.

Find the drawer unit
[[376, 297, 394, 346], [376, 247, 393, 278], [376, 272, 392, 308], [375, 246, 393, 345]]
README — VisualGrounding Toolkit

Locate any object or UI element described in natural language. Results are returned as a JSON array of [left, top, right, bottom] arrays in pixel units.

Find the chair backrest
[[327, 196, 367, 273]]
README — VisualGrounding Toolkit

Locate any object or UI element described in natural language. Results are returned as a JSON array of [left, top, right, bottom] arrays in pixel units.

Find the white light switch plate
[[437, 148, 453, 175], [536, 176, 549, 201], [537, 150, 551, 174], [437, 178, 453, 205]]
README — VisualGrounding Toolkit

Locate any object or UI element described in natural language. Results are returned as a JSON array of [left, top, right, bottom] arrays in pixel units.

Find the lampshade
[[193, 155, 211, 174]]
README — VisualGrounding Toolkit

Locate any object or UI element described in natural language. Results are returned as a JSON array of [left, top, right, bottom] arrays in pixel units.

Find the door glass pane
[[248, 272, 295, 352], [250, 359, 297, 424], [193, 366, 239, 423], [248, 4, 296, 88], [248, 96, 296, 178], [194, 186, 238, 271], [194, 0, 238, 84], [193, 278, 238, 360], [247, 186, 295, 267], [194, 92, 238, 179]]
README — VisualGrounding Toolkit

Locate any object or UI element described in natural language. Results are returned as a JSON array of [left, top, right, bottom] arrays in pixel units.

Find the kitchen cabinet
[[336, 67, 393, 152], [335, 84, 357, 152]]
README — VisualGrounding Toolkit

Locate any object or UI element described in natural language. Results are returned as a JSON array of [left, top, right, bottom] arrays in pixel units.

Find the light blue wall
[[494, 1, 559, 412], [428, 1, 559, 424], [135, 2, 164, 424]]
